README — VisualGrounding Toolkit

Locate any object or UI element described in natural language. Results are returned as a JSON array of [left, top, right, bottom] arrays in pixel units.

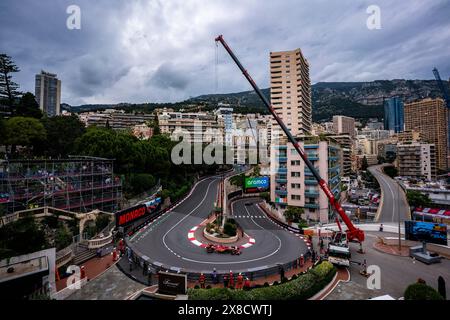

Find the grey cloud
[[0, 0, 449, 105], [149, 63, 189, 90]]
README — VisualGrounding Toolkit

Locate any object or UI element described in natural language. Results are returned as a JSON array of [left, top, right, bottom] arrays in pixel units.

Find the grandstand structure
[[0, 156, 122, 215]]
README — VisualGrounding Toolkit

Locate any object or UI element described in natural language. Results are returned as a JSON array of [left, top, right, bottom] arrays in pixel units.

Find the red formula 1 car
[[206, 244, 242, 255]]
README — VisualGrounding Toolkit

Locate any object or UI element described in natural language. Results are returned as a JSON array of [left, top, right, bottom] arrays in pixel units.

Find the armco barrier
[[257, 203, 304, 234], [123, 240, 311, 285]]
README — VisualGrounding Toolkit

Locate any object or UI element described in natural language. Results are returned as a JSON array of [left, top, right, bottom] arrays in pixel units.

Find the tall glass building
[[384, 97, 404, 133]]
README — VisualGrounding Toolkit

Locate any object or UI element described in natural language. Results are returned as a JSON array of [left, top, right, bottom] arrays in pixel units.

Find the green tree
[[251, 165, 261, 177], [4, 116, 46, 154], [15, 92, 42, 119], [404, 282, 444, 300], [230, 173, 245, 188], [284, 206, 305, 222], [0, 216, 48, 259], [406, 190, 433, 208], [75, 127, 137, 172], [147, 119, 161, 135], [55, 225, 73, 250], [38, 114, 86, 157], [0, 53, 21, 106]]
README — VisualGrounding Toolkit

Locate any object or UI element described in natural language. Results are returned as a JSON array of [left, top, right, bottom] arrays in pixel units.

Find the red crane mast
[[215, 35, 365, 243]]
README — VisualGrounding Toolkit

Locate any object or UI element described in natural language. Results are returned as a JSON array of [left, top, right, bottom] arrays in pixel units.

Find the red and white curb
[[187, 225, 256, 249]]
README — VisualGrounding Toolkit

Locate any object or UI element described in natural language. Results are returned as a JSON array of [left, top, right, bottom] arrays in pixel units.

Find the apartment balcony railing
[[305, 179, 318, 185], [278, 157, 288, 163], [277, 167, 288, 173], [275, 189, 288, 196], [304, 191, 320, 198], [304, 203, 320, 209]]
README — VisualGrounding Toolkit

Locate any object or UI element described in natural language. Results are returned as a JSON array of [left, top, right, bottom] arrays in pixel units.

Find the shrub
[[263, 282, 269, 287], [187, 261, 336, 300], [223, 222, 237, 237], [272, 281, 279, 286], [310, 260, 334, 278], [404, 283, 444, 300]]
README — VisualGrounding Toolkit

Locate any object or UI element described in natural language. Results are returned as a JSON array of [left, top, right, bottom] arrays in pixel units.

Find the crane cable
[[215, 41, 219, 94]]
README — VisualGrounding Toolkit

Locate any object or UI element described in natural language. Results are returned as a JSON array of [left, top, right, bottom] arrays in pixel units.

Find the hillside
[[64, 79, 449, 122]]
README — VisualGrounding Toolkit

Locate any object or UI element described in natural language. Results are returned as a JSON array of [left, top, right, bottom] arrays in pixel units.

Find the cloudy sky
[[1, 0, 449, 105]]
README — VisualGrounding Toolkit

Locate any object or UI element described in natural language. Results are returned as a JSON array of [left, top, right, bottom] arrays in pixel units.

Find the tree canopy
[[0, 53, 21, 105]]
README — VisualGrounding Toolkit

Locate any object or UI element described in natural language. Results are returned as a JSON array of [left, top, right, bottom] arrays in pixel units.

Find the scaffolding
[[0, 156, 122, 215]]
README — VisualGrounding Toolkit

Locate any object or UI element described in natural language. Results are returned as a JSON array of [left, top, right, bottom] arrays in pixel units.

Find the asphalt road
[[368, 164, 410, 223], [347, 232, 450, 299], [129, 177, 308, 274]]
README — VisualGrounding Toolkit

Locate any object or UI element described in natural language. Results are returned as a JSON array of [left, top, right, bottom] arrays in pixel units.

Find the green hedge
[[188, 261, 336, 300], [404, 283, 444, 300]]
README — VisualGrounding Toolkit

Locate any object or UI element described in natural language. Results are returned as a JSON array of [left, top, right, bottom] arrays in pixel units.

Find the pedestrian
[[236, 273, 244, 289], [279, 265, 285, 282], [243, 277, 251, 290], [199, 273, 206, 289], [299, 254, 304, 268], [147, 267, 153, 285], [438, 276, 446, 300], [228, 270, 234, 289], [128, 258, 133, 272], [379, 223, 384, 232], [212, 268, 219, 285], [223, 273, 229, 288], [361, 259, 367, 275]]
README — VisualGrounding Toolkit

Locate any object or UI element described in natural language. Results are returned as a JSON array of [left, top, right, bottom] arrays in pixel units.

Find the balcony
[[273, 145, 287, 150], [278, 157, 288, 163], [304, 203, 320, 209], [275, 189, 288, 196], [305, 179, 318, 185], [275, 176, 287, 183], [277, 167, 288, 173], [304, 191, 319, 198], [306, 153, 319, 161], [304, 145, 319, 149]]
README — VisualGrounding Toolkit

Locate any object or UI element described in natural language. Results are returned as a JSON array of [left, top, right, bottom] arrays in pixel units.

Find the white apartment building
[[270, 138, 341, 223], [397, 143, 436, 180]]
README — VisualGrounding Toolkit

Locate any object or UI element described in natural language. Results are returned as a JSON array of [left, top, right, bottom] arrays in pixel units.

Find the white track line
[[162, 179, 217, 255]]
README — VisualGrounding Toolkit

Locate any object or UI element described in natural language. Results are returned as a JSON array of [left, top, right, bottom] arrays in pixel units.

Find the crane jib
[[215, 34, 365, 243]]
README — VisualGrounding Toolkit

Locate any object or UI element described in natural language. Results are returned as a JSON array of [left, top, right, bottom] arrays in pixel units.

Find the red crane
[[215, 35, 365, 243]]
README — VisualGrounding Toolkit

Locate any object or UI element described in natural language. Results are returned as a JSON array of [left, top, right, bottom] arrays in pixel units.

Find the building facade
[[384, 97, 404, 133], [270, 48, 312, 136], [404, 98, 448, 170], [270, 138, 341, 223], [158, 111, 223, 144], [397, 143, 436, 180], [35, 70, 61, 117], [333, 115, 356, 138]]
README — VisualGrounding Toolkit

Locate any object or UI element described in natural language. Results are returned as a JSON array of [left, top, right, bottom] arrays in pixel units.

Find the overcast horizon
[[1, 0, 449, 105]]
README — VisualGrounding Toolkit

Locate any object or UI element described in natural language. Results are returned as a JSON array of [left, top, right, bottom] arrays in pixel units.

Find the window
[[291, 194, 301, 200], [291, 160, 301, 166], [291, 183, 301, 189], [291, 172, 301, 177]]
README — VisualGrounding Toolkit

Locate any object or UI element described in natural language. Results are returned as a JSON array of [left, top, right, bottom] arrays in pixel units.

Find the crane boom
[[215, 35, 364, 243]]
